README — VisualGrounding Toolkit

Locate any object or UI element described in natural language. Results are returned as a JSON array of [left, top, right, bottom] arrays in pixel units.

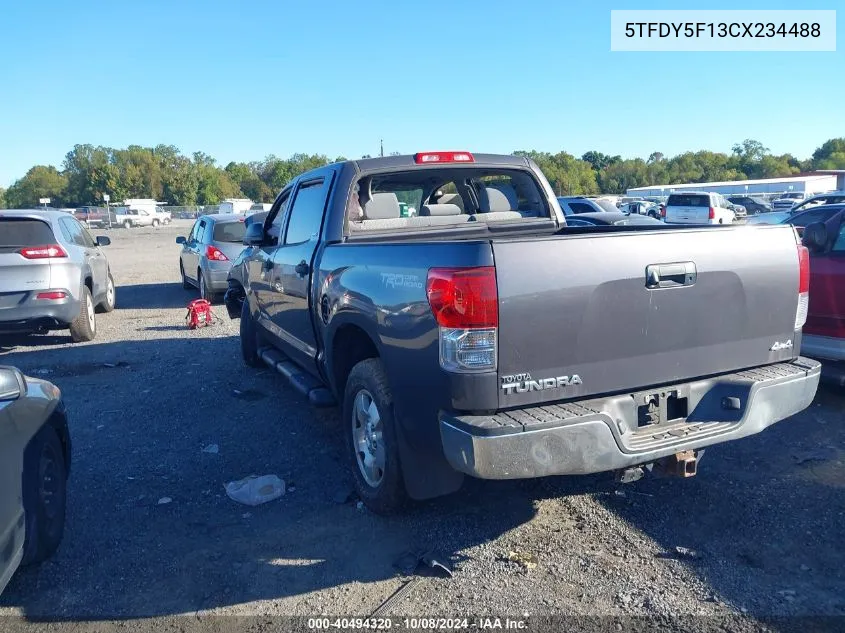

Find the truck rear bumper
[[439, 358, 821, 479]]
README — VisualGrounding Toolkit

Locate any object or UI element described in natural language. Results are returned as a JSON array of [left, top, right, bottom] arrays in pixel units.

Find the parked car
[[664, 192, 735, 225], [0, 209, 115, 341], [781, 204, 845, 235], [788, 191, 845, 215], [565, 212, 663, 226], [557, 196, 615, 215], [151, 206, 171, 225], [746, 212, 792, 225], [0, 366, 71, 597], [772, 191, 809, 210], [799, 210, 845, 384], [727, 195, 772, 215], [726, 202, 747, 219], [749, 204, 845, 232], [177, 214, 248, 301], [223, 151, 818, 513], [621, 200, 662, 219]]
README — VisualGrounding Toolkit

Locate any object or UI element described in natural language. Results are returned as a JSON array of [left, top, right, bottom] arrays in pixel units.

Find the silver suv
[[0, 210, 116, 342]]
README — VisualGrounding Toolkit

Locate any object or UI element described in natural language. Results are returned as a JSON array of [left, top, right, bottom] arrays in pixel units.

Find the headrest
[[421, 203, 463, 216], [438, 193, 465, 210], [363, 193, 400, 220], [478, 185, 518, 213]]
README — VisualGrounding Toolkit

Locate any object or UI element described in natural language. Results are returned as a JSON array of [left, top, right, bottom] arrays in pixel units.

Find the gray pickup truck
[[224, 152, 820, 513]]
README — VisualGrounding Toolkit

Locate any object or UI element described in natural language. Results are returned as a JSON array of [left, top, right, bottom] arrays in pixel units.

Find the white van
[[664, 192, 735, 225]]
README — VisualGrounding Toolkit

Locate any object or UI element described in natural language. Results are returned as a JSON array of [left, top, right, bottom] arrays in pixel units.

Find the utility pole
[[380, 139, 384, 157]]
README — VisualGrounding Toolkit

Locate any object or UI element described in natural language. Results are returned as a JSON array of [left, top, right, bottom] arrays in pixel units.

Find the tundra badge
[[501, 372, 582, 395]]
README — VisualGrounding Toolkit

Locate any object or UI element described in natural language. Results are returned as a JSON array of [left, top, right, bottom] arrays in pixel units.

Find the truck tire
[[21, 426, 68, 566], [96, 274, 116, 313], [240, 298, 261, 367], [344, 359, 405, 514], [123, 220, 132, 229], [152, 219, 160, 227], [69, 286, 96, 343]]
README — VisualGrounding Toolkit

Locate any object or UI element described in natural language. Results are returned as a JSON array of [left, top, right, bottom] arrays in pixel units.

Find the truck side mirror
[[802, 222, 828, 253]]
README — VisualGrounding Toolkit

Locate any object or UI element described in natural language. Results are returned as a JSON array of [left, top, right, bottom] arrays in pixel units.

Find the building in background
[[627, 173, 839, 198]]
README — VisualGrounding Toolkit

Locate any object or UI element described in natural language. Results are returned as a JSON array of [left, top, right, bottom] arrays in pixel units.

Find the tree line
[[1, 138, 843, 209]]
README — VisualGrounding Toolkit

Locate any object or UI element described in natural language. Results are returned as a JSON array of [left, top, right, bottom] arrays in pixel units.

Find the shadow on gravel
[[593, 383, 845, 622], [117, 282, 195, 310], [0, 333, 71, 352]]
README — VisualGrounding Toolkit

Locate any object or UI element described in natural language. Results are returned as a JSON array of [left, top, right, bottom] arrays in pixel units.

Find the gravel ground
[[0, 221, 844, 630]]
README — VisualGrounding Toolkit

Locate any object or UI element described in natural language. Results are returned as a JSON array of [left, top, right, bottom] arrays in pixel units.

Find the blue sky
[[0, 0, 842, 186]]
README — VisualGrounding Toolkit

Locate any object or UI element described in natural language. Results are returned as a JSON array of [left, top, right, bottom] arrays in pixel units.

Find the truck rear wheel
[[344, 359, 405, 514]]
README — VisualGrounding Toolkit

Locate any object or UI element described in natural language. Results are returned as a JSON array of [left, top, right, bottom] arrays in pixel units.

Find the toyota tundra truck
[[223, 151, 820, 513]]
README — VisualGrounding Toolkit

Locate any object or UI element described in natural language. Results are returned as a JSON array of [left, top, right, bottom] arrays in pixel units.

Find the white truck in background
[[121, 199, 171, 226], [218, 198, 254, 214]]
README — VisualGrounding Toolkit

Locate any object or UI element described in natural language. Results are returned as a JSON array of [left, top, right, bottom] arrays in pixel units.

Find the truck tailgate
[[492, 225, 801, 408]]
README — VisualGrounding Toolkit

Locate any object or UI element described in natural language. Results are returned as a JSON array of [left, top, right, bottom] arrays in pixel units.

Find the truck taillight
[[19, 245, 67, 259], [708, 207, 716, 220], [427, 267, 497, 372], [795, 244, 810, 330], [206, 245, 229, 261]]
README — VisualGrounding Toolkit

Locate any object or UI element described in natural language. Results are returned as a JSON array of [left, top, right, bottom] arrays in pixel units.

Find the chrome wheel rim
[[351, 389, 385, 487], [86, 292, 95, 331], [106, 278, 115, 307]]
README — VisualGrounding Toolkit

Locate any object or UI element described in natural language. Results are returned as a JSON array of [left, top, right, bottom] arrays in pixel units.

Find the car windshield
[[213, 221, 247, 242]]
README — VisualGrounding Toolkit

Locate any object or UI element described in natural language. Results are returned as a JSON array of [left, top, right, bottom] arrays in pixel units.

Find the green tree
[[581, 151, 621, 172], [225, 162, 273, 202], [112, 146, 163, 200], [0, 187, 6, 209], [812, 138, 845, 170], [5, 166, 68, 208], [62, 144, 116, 206], [516, 150, 599, 195]]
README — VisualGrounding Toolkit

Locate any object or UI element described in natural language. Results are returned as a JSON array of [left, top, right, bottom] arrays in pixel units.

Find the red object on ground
[[186, 299, 213, 329]]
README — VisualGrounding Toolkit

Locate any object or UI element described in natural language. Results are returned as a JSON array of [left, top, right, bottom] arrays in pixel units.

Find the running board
[[258, 347, 336, 408]]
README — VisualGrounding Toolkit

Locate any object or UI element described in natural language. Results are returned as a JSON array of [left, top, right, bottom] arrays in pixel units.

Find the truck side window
[[285, 179, 327, 245], [268, 191, 291, 245]]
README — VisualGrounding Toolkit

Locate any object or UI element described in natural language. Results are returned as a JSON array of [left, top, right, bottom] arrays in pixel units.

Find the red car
[[801, 209, 845, 384]]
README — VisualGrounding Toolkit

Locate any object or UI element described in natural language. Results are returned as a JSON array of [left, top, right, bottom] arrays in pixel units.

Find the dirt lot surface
[[1, 221, 844, 631]]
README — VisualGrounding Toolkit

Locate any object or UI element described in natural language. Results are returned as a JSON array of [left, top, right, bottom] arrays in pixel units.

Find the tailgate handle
[[646, 262, 696, 289]]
